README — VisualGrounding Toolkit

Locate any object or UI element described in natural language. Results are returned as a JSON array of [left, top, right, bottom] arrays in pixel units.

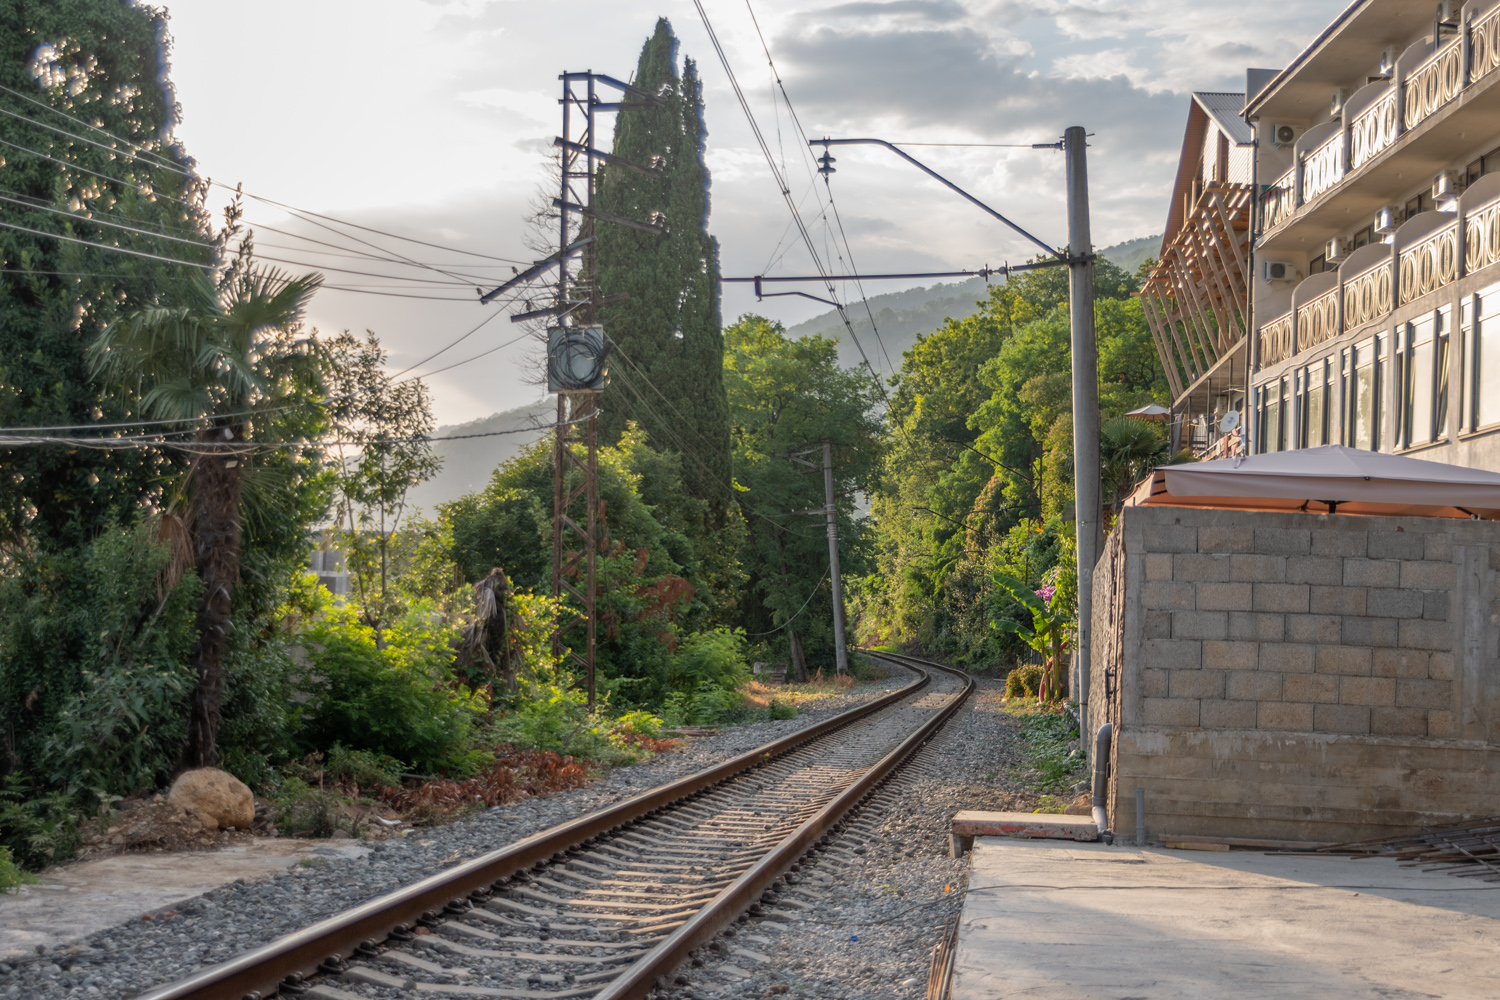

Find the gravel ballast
[[3, 674, 912, 1000]]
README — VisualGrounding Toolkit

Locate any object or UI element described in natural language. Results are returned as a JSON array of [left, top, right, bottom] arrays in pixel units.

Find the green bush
[[1005, 663, 1044, 699], [768, 698, 797, 720], [668, 628, 749, 693], [0, 777, 81, 870], [326, 745, 406, 788], [1021, 710, 1083, 791], [297, 601, 487, 775], [0, 846, 37, 892]]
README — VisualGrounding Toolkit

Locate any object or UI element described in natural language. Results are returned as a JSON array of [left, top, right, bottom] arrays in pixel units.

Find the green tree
[[594, 19, 730, 510], [724, 315, 884, 674], [89, 266, 324, 767]]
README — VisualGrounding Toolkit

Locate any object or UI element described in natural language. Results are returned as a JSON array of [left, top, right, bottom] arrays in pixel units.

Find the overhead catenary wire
[[741, 565, 830, 635]]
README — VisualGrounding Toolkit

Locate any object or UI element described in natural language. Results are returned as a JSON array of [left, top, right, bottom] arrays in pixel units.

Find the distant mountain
[[403, 399, 553, 515], [787, 235, 1162, 371]]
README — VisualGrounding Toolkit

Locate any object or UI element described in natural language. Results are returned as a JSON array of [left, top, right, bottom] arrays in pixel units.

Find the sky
[[154, 0, 1350, 426]]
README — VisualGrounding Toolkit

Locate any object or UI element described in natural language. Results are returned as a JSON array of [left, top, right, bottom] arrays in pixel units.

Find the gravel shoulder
[[1, 672, 911, 1000]]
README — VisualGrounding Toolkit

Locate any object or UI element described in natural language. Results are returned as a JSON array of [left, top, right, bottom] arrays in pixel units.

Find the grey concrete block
[[1310, 529, 1368, 557], [1284, 613, 1342, 644], [1313, 703, 1371, 734], [1142, 697, 1201, 727], [1400, 560, 1456, 589], [1227, 670, 1282, 701], [1143, 668, 1169, 698], [1174, 553, 1231, 582], [1170, 669, 1226, 700], [1339, 676, 1396, 706], [1364, 588, 1424, 619], [1144, 611, 1172, 640], [1428, 652, 1455, 680], [1396, 678, 1453, 709], [1259, 642, 1316, 673], [1197, 525, 1254, 554], [1429, 709, 1456, 737], [1252, 583, 1311, 613], [1371, 648, 1431, 679], [1283, 673, 1339, 704], [1422, 590, 1451, 621], [1314, 645, 1372, 676], [1424, 534, 1454, 562], [1142, 581, 1195, 611], [1310, 585, 1366, 616], [1142, 523, 1198, 553], [1200, 698, 1259, 729], [1341, 616, 1398, 647], [1196, 582, 1253, 612], [1229, 611, 1286, 642], [1230, 554, 1287, 582], [1253, 527, 1312, 555], [1203, 640, 1258, 671], [1398, 619, 1454, 651], [1258, 701, 1314, 730], [1367, 531, 1426, 560], [1144, 553, 1173, 581], [1286, 556, 1343, 586], [1371, 706, 1429, 737], [1343, 559, 1399, 587], [1142, 639, 1202, 671], [1173, 610, 1229, 641]]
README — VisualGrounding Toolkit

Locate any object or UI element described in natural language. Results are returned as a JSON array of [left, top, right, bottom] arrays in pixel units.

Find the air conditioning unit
[[1271, 123, 1297, 147], [1437, 0, 1459, 27], [1378, 45, 1398, 78], [1326, 237, 1351, 262], [1373, 205, 1401, 235], [1331, 88, 1349, 118], [1432, 170, 1464, 203], [1263, 260, 1296, 284]]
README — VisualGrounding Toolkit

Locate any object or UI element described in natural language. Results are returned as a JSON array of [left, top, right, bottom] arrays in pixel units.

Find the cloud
[[818, 0, 968, 21]]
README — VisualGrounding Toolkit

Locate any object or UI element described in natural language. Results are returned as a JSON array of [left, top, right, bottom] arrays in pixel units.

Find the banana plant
[[992, 571, 1069, 703]]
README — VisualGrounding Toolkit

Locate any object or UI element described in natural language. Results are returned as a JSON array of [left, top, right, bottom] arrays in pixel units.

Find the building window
[[1352, 225, 1374, 249], [1309, 253, 1327, 275], [1470, 285, 1500, 429], [1260, 382, 1285, 454], [1401, 315, 1436, 447], [1436, 306, 1450, 440], [1303, 360, 1328, 447], [1349, 336, 1381, 450], [1406, 193, 1428, 218]]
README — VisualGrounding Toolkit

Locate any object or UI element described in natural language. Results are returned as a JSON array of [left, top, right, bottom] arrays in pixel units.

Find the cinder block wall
[[1089, 506, 1500, 844]]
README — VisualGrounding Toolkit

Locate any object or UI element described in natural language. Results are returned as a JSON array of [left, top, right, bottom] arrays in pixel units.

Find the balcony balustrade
[[1261, 169, 1296, 230], [1473, 5, 1500, 84], [1398, 221, 1460, 304], [1405, 35, 1464, 131], [1349, 88, 1398, 170], [1258, 311, 1295, 366], [1465, 195, 1500, 272], [1301, 133, 1344, 203], [1296, 287, 1340, 353], [1341, 258, 1394, 329]]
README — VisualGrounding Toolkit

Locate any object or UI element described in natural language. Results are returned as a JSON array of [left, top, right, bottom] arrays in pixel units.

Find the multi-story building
[[1140, 93, 1255, 459], [1237, 0, 1500, 467]]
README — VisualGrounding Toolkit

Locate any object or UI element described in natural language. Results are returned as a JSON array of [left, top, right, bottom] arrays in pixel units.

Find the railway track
[[136, 652, 970, 1000]]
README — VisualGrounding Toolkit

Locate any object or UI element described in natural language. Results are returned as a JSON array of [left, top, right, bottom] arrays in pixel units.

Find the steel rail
[[133, 656, 960, 1000]]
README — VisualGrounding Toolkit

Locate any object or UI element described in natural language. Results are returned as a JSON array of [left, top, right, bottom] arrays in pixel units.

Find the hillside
[[788, 235, 1161, 370], [403, 399, 553, 515]]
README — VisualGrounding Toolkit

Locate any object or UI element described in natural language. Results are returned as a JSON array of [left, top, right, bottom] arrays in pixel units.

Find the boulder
[[167, 768, 254, 830]]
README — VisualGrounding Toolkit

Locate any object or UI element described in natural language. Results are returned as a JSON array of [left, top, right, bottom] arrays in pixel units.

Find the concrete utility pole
[[1065, 125, 1101, 722], [823, 442, 850, 675]]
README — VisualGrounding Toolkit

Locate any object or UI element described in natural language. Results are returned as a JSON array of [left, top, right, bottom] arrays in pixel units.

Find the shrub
[[1005, 663, 1044, 699], [768, 698, 797, 720], [1020, 710, 1084, 791], [0, 777, 80, 869], [0, 846, 37, 892], [326, 745, 406, 789], [668, 628, 749, 694], [297, 602, 487, 775]]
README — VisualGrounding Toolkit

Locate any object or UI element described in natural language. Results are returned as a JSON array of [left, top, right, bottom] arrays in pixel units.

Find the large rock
[[167, 768, 254, 831]]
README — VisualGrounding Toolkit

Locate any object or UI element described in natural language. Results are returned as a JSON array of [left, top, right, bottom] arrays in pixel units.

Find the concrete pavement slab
[[950, 836, 1500, 999]]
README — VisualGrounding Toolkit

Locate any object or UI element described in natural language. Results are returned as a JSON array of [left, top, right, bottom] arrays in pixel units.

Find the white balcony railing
[[1349, 89, 1398, 169], [1398, 221, 1461, 305], [1341, 259, 1394, 330], [1262, 169, 1296, 230], [1474, 6, 1500, 84], [1258, 311, 1295, 366], [1405, 35, 1465, 130], [1301, 133, 1343, 203], [1465, 196, 1500, 273], [1296, 288, 1340, 353]]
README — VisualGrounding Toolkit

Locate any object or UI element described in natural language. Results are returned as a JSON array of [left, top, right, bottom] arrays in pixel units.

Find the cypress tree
[[594, 19, 730, 508]]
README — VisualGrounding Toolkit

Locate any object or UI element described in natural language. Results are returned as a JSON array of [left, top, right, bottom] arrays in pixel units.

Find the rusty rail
[[134, 652, 970, 1000]]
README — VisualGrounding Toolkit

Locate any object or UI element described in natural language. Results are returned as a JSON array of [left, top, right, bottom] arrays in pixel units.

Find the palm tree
[[1100, 415, 1169, 517], [90, 266, 323, 768]]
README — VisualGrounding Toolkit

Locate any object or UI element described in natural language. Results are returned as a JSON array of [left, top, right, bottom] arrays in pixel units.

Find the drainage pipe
[[1091, 722, 1113, 844]]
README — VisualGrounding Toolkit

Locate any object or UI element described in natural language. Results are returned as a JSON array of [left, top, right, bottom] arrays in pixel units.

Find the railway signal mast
[[477, 71, 666, 709]]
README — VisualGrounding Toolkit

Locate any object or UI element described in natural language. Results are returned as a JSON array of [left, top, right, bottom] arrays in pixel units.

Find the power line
[[0, 219, 212, 267]]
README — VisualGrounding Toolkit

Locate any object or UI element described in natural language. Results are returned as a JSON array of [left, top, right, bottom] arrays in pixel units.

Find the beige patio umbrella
[[1128, 445, 1500, 520], [1125, 403, 1171, 421]]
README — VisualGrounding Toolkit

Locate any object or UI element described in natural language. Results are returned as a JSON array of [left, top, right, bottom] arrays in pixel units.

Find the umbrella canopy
[[1129, 445, 1500, 520], [1125, 403, 1171, 421]]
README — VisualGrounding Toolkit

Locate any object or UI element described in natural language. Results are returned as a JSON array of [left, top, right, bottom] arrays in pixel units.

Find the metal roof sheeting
[[1192, 92, 1253, 145]]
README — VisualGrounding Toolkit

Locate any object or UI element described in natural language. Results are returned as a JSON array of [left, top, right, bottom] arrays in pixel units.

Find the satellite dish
[[1219, 410, 1241, 434]]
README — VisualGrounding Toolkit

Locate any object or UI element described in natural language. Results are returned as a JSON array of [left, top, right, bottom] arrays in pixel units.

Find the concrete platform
[[950, 836, 1500, 999], [950, 811, 1098, 856]]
